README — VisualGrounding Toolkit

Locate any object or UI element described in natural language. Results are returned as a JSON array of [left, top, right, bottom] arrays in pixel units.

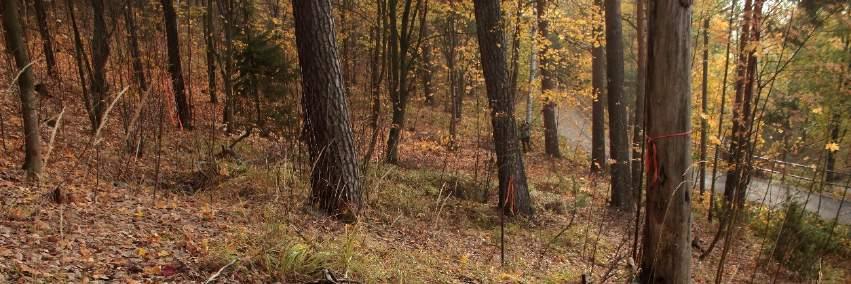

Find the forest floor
[[1, 90, 849, 283]]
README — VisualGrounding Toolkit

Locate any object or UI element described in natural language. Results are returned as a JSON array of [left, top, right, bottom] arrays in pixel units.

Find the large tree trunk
[[631, 0, 645, 190], [162, 0, 193, 129], [699, 17, 710, 196], [473, 0, 533, 216], [90, 0, 111, 131], [204, 0, 217, 104], [591, 0, 606, 174], [640, 0, 693, 281], [604, 0, 633, 210], [292, 0, 362, 220], [2, 0, 43, 180], [536, 0, 561, 158], [32, 0, 56, 78]]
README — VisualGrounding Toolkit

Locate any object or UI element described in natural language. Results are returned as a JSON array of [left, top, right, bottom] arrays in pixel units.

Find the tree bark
[[473, 0, 533, 216], [640, 0, 692, 281], [2, 0, 43, 180], [604, 0, 633, 210], [292, 0, 362, 220], [204, 0, 217, 103], [591, 0, 606, 174], [90, 0, 111, 131], [32, 0, 56, 78], [162, 0, 193, 129], [536, 0, 561, 158]]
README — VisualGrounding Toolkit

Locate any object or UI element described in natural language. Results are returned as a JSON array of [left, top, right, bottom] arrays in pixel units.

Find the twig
[[534, 211, 577, 269], [43, 106, 67, 166], [203, 259, 237, 284]]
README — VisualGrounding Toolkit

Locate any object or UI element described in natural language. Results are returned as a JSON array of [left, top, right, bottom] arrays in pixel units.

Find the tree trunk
[[363, 0, 387, 164], [604, 0, 633, 210], [631, 0, 645, 189], [124, 0, 147, 92], [384, 0, 421, 164], [826, 114, 841, 181], [418, 0, 434, 106], [536, 0, 561, 158], [90, 0, 111, 131], [526, 11, 537, 125], [2, 0, 43, 180], [292, 0, 362, 220], [640, 0, 693, 281], [204, 0, 217, 103], [442, 2, 461, 146], [723, 0, 758, 210], [699, 17, 710, 196], [591, 0, 606, 174], [708, 0, 738, 222], [32, 0, 56, 78], [473, 0, 533, 216], [162, 0, 192, 129], [66, 0, 95, 128], [123, 0, 148, 155], [220, 0, 235, 127]]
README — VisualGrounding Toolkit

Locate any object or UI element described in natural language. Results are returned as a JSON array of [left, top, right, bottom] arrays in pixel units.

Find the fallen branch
[[203, 259, 237, 284], [215, 127, 252, 159]]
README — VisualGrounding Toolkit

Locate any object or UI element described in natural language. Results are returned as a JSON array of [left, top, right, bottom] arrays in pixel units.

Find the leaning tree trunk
[[536, 0, 561, 158], [604, 0, 633, 210], [66, 0, 95, 128], [591, 0, 606, 174], [90, 0, 111, 131], [473, 0, 533, 216], [292, 0, 362, 220], [640, 0, 693, 281], [2, 0, 43, 180], [32, 0, 56, 78], [162, 0, 193, 129]]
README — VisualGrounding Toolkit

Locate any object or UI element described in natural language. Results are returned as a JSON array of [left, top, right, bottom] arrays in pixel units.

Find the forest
[[0, 0, 849, 282]]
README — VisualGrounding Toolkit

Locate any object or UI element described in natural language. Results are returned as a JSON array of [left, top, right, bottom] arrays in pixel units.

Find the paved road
[[705, 173, 851, 225], [555, 104, 851, 225]]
